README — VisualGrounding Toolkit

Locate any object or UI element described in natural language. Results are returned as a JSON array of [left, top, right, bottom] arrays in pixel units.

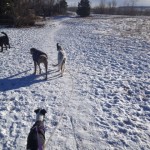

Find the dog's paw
[[33, 72, 36, 75]]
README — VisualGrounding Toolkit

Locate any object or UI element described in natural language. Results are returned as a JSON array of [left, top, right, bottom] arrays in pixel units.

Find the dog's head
[[34, 108, 47, 122], [30, 48, 36, 54], [57, 43, 62, 51]]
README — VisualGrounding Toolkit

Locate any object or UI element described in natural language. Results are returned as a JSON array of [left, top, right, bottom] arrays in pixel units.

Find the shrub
[[76, 0, 91, 17]]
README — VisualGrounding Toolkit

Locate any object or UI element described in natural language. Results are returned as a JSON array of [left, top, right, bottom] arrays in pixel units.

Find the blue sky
[[67, 0, 150, 7]]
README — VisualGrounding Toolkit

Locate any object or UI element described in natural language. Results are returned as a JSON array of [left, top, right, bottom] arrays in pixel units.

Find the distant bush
[[14, 10, 36, 27], [67, 6, 78, 12]]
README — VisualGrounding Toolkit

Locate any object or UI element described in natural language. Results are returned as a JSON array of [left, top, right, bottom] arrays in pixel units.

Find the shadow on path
[[0, 70, 44, 92], [0, 69, 63, 91]]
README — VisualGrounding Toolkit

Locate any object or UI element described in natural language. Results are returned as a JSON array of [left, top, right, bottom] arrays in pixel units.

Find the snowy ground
[[0, 14, 150, 150]]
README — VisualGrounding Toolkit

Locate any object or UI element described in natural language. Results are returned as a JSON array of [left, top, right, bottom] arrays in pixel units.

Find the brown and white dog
[[30, 48, 48, 80], [0, 32, 10, 52], [53, 43, 66, 76], [27, 108, 47, 150]]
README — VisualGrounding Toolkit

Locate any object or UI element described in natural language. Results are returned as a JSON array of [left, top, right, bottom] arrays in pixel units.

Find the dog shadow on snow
[[0, 69, 62, 92], [0, 70, 42, 92]]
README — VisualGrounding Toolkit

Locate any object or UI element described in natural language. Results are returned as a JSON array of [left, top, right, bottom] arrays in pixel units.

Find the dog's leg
[[38, 63, 41, 74], [61, 59, 66, 77], [37, 59, 41, 74], [4, 44, 7, 50], [1, 46, 3, 52], [34, 61, 37, 74], [60, 64, 63, 76], [58, 64, 61, 72], [61, 63, 65, 77], [44, 61, 48, 80]]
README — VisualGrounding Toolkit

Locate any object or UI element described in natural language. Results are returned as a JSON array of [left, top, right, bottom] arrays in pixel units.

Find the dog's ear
[[41, 109, 47, 116], [30, 48, 35, 54], [34, 108, 41, 114], [57, 43, 59, 51], [34, 108, 47, 115]]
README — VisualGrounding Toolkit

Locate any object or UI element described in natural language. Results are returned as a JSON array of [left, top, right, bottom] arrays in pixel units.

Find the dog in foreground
[[0, 32, 10, 52], [53, 43, 66, 76], [27, 108, 47, 150], [30, 48, 48, 80]]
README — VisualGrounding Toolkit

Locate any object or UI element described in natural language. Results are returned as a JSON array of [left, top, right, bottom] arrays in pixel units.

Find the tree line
[[1, 0, 150, 27], [70, 0, 150, 17], [0, 0, 67, 26], [92, 0, 150, 16]]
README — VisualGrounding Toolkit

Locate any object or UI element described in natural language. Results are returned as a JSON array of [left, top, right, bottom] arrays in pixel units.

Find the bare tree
[[99, 0, 106, 14], [108, 1, 112, 9], [112, 0, 117, 8], [130, 0, 138, 7], [129, 0, 138, 15], [107, 0, 117, 14]]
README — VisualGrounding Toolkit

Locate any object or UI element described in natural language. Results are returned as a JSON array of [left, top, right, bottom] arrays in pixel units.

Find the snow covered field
[[0, 14, 150, 150]]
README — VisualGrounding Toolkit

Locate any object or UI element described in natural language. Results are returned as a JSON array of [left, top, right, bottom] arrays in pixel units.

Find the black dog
[[30, 48, 48, 80], [27, 108, 47, 150], [0, 32, 10, 52]]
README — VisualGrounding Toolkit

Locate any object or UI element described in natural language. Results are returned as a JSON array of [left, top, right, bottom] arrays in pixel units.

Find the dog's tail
[[1, 32, 8, 37]]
